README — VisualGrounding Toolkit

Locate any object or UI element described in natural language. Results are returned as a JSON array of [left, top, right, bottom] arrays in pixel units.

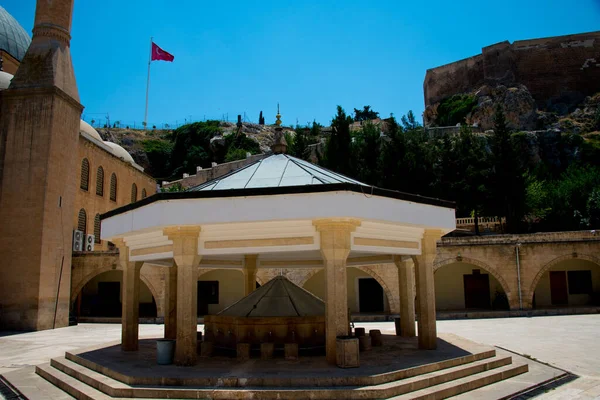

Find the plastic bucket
[[156, 339, 175, 365]]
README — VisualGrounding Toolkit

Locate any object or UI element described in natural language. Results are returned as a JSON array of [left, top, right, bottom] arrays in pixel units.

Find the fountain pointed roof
[[217, 276, 325, 317]]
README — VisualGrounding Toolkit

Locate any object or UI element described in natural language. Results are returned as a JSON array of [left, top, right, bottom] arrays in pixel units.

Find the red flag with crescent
[[151, 42, 174, 62]]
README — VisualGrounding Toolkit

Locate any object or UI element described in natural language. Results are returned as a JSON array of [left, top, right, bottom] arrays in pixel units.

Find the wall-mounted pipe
[[516, 243, 522, 310]]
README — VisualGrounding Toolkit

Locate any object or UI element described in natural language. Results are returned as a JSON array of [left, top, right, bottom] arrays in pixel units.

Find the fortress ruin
[[424, 31, 600, 113]]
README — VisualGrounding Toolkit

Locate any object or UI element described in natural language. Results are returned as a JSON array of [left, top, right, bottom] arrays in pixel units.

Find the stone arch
[[433, 256, 515, 309], [529, 253, 600, 305], [300, 266, 396, 314], [355, 265, 398, 314], [71, 265, 162, 316], [297, 268, 323, 287]]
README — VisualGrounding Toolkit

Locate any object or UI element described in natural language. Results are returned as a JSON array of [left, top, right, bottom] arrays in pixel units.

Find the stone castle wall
[[424, 31, 600, 111]]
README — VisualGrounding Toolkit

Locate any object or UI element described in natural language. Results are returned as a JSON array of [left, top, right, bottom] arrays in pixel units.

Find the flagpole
[[144, 37, 152, 131]]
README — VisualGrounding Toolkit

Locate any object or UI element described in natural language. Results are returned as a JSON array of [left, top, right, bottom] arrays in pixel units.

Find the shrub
[[436, 94, 477, 126]]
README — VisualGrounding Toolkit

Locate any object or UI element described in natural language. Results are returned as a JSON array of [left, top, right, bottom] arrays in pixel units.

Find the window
[[96, 167, 104, 196], [94, 214, 101, 243], [77, 209, 87, 233], [80, 159, 89, 191], [197, 281, 219, 316], [131, 183, 137, 203], [568, 270, 592, 294], [198, 281, 219, 304], [142, 188, 147, 199], [110, 173, 117, 201]]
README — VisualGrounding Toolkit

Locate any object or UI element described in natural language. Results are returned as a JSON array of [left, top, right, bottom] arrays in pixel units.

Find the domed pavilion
[[101, 114, 456, 366]]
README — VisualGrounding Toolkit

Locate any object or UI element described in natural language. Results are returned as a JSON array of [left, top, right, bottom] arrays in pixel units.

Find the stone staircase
[[32, 347, 528, 400]]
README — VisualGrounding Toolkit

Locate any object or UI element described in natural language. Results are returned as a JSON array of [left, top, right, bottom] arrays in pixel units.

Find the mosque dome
[[103, 141, 135, 164], [79, 120, 103, 142], [0, 6, 31, 61], [0, 71, 13, 90]]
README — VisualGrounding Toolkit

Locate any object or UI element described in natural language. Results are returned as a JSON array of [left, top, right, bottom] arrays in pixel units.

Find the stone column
[[414, 230, 442, 350], [394, 256, 416, 337], [165, 226, 202, 366], [314, 219, 360, 365], [114, 239, 142, 351], [164, 265, 177, 339], [243, 255, 258, 296]]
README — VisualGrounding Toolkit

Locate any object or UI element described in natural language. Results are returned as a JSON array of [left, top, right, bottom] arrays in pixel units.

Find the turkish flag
[[151, 42, 174, 62]]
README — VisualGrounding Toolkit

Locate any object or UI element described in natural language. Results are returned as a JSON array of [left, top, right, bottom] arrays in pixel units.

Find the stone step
[[388, 362, 529, 400], [63, 347, 497, 388], [1, 366, 74, 400], [40, 354, 520, 399], [35, 363, 177, 400]]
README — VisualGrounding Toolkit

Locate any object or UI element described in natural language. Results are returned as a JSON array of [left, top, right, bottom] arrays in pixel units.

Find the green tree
[[353, 105, 379, 122], [523, 175, 551, 230], [489, 104, 526, 233], [169, 121, 221, 178], [379, 111, 437, 197], [290, 125, 309, 160], [352, 121, 381, 185], [322, 106, 354, 176], [452, 125, 491, 234], [141, 139, 174, 179]]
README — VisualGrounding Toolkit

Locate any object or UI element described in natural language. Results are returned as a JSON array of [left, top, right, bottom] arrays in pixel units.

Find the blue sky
[[3, 0, 600, 128]]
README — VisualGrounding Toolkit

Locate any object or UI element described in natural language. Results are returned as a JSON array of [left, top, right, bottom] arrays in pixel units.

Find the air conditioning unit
[[72, 230, 84, 252], [85, 234, 95, 252]]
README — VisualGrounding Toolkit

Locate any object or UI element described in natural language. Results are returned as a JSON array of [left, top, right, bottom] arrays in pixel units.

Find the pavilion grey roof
[[217, 276, 325, 317], [188, 154, 368, 191]]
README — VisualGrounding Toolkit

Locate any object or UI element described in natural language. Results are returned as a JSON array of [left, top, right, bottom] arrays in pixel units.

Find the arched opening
[[73, 270, 157, 318], [434, 261, 509, 311], [96, 166, 104, 196], [198, 270, 245, 315], [302, 267, 389, 314], [533, 259, 600, 308], [80, 158, 89, 191], [142, 188, 147, 199], [110, 173, 117, 202], [131, 183, 138, 203]]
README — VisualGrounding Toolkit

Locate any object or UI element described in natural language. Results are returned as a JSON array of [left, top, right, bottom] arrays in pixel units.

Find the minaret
[[270, 103, 288, 154], [0, 0, 83, 330]]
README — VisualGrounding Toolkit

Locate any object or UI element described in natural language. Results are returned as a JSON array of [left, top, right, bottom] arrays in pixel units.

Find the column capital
[[164, 226, 202, 239], [112, 239, 131, 264], [422, 229, 444, 241], [112, 238, 126, 248], [313, 218, 361, 232], [393, 255, 412, 265], [244, 255, 258, 269]]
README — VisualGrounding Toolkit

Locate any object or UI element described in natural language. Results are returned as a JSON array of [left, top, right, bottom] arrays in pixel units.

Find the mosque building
[[0, 5, 156, 330]]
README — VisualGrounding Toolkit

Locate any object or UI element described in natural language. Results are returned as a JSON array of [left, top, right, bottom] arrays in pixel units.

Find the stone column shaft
[[394, 256, 416, 337], [115, 240, 142, 351], [164, 265, 177, 340], [414, 230, 442, 350], [314, 219, 360, 365], [243, 255, 258, 296], [166, 226, 202, 366]]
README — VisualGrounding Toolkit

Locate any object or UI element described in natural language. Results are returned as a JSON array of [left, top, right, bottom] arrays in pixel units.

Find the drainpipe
[[515, 243, 522, 310]]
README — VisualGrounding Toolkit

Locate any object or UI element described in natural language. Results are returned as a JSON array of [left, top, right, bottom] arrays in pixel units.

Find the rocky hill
[[96, 122, 296, 177], [424, 84, 600, 134]]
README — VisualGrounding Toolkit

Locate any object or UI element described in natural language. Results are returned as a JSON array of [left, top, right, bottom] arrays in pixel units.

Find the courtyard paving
[[356, 315, 600, 399], [0, 315, 598, 399]]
